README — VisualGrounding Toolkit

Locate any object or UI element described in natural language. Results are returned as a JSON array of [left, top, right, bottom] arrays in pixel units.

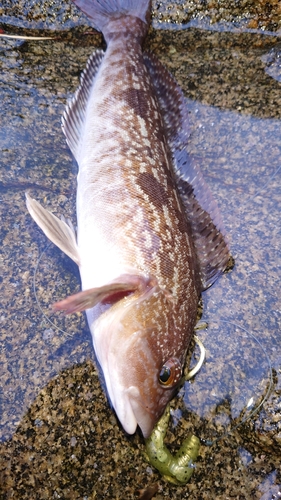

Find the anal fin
[[62, 49, 104, 159]]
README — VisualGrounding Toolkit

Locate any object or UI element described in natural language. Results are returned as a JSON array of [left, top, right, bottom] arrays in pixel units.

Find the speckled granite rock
[[1, 0, 281, 31], [239, 369, 281, 456], [0, 1, 281, 499]]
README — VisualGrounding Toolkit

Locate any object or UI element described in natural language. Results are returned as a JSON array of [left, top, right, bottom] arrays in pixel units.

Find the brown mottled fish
[[26, 0, 230, 438]]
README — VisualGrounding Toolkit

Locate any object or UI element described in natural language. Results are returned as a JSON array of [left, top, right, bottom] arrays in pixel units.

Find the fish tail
[[72, 0, 151, 35]]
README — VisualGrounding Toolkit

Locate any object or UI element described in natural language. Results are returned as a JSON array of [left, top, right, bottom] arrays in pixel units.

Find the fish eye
[[158, 357, 182, 387], [159, 366, 171, 384]]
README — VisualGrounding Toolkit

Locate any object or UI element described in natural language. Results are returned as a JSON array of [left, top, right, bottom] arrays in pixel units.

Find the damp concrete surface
[[0, 1, 280, 499]]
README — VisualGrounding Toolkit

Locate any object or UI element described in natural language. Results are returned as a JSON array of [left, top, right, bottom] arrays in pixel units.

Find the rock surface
[[0, 1, 280, 498]]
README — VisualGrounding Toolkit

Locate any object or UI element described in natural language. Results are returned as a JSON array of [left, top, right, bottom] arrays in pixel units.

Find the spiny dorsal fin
[[26, 193, 80, 266], [177, 171, 231, 289], [62, 49, 104, 159], [143, 52, 190, 154], [144, 53, 231, 288], [174, 150, 228, 240]]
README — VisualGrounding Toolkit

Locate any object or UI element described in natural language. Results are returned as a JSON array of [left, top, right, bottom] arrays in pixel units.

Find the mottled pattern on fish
[[68, 19, 202, 430], [26, 0, 231, 438], [77, 43, 199, 293]]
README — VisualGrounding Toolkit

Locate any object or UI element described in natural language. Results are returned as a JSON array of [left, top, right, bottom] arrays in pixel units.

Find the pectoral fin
[[53, 274, 155, 314], [26, 193, 80, 266]]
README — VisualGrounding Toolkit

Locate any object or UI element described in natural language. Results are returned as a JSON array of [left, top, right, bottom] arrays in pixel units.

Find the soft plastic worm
[[145, 336, 205, 484], [145, 404, 200, 485]]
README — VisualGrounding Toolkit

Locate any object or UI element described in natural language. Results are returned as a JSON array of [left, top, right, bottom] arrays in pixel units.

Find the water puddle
[[0, 6, 280, 499]]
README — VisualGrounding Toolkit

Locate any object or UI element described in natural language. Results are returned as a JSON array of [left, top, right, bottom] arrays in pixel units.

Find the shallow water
[[0, 7, 281, 500]]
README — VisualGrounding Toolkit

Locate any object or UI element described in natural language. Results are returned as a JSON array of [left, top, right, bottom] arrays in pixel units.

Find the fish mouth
[[106, 378, 155, 437], [112, 387, 139, 435], [101, 359, 139, 435], [105, 369, 155, 437], [126, 386, 156, 438], [90, 311, 159, 437]]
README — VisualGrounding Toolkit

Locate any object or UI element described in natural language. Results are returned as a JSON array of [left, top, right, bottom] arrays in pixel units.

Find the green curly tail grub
[[145, 404, 200, 485], [144, 335, 205, 484]]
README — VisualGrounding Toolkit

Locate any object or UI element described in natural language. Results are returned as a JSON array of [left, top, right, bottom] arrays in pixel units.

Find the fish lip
[[101, 359, 139, 435], [105, 377, 157, 437], [126, 386, 156, 438], [109, 381, 156, 437], [114, 393, 138, 435]]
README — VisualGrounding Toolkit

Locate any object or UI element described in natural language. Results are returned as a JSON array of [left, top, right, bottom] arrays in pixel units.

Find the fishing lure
[[145, 335, 205, 484]]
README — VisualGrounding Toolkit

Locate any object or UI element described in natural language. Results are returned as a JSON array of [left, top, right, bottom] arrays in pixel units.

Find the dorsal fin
[[144, 53, 231, 288], [143, 52, 190, 154], [62, 49, 104, 159], [176, 164, 231, 289]]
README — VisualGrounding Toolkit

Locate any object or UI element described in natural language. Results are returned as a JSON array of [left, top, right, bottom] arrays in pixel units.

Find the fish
[[26, 0, 231, 439]]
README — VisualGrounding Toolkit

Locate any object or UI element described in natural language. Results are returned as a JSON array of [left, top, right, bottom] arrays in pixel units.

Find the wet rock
[[0, 1, 281, 499], [261, 43, 281, 82], [239, 368, 281, 456], [1, 0, 281, 32]]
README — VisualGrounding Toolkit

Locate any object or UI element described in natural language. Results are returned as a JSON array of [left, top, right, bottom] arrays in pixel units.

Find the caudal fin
[[72, 0, 151, 32]]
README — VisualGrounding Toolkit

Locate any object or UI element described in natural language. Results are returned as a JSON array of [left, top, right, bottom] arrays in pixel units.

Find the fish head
[[90, 284, 194, 438]]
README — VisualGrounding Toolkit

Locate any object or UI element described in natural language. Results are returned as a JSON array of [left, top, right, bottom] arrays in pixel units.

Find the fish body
[[26, 0, 230, 438]]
